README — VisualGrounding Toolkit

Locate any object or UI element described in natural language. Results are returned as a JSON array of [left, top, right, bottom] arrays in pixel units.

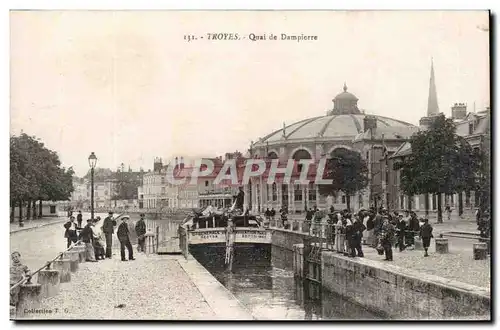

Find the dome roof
[[256, 114, 416, 144], [334, 83, 358, 101]]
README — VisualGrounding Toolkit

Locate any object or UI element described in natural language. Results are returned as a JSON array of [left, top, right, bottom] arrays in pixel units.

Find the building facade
[[246, 83, 416, 214]]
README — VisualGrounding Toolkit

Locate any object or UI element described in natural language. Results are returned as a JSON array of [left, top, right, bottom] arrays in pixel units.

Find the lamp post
[[88, 152, 98, 220]]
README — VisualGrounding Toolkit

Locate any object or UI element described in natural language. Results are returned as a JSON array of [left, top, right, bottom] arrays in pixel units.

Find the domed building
[[245, 83, 419, 214]]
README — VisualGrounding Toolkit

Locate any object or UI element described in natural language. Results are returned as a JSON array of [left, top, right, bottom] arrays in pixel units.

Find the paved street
[[361, 236, 490, 289], [35, 254, 221, 320]]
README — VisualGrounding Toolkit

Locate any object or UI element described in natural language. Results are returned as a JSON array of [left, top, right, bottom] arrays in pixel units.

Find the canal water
[[191, 245, 381, 320]]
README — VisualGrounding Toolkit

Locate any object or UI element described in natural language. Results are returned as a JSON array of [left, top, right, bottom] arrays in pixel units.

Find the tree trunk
[[346, 194, 351, 212], [32, 200, 37, 220], [437, 193, 443, 223], [458, 192, 463, 216], [26, 200, 32, 220], [424, 193, 429, 216], [39, 199, 43, 218], [18, 199, 24, 226], [408, 195, 412, 211], [10, 201, 14, 223]]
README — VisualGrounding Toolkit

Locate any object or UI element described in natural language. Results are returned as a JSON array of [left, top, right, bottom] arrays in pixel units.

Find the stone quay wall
[[321, 251, 490, 319], [271, 228, 310, 251]]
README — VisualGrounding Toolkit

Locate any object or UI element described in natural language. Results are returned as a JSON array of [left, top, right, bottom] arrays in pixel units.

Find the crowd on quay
[[63, 211, 149, 262], [266, 205, 435, 261]]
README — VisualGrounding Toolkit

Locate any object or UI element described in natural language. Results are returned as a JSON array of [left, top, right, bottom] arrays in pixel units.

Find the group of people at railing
[[63, 211, 149, 262], [269, 206, 435, 260]]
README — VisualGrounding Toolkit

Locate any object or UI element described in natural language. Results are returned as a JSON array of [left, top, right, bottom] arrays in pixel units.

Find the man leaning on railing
[[10, 251, 30, 308]]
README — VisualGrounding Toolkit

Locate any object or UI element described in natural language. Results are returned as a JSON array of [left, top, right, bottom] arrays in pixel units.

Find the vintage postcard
[[9, 10, 490, 321]]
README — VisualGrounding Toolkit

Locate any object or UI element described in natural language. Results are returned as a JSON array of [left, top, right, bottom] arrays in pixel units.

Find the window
[[161, 187, 166, 195], [282, 184, 288, 203], [342, 195, 346, 204], [432, 194, 437, 210], [294, 184, 302, 201], [468, 122, 474, 135], [161, 177, 165, 184], [104, 190, 108, 196], [272, 183, 277, 201], [205, 181, 209, 187], [366, 151, 369, 161], [50, 206, 56, 214], [400, 195, 405, 209], [308, 183, 316, 201]]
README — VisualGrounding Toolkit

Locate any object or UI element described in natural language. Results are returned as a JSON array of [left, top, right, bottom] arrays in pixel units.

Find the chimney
[[451, 103, 467, 120], [174, 157, 179, 170], [180, 157, 184, 170], [153, 157, 163, 172]]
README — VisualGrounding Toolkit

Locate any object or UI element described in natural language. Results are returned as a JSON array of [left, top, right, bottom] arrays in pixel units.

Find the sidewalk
[[360, 237, 490, 290], [10, 217, 66, 234], [34, 253, 252, 320]]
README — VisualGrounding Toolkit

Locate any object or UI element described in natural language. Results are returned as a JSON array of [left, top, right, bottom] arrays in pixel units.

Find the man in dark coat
[[396, 215, 407, 252], [117, 216, 135, 261], [419, 219, 433, 257], [135, 213, 147, 252], [350, 216, 366, 257], [234, 186, 245, 212], [77, 211, 83, 228], [102, 211, 117, 259], [63, 216, 80, 248]]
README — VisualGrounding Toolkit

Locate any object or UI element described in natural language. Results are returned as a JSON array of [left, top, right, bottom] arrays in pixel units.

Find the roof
[[455, 112, 490, 137], [353, 125, 419, 142], [255, 114, 416, 145], [390, 141, 412, 159]]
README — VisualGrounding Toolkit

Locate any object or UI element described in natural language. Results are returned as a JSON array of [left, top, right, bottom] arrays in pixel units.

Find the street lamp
[[88, 152, 98, 221]]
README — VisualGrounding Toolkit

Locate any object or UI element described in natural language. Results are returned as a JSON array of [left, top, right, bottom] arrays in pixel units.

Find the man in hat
[[135, 213, 147, 253], [102, 211, 117, 259], [117, 216, 135, 261]]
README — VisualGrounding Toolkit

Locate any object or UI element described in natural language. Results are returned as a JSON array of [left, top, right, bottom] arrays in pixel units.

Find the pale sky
[[10, 10, 490, 177]]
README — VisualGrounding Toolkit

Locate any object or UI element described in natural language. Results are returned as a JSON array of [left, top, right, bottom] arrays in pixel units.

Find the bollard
[[52, 259, 71, 283], [473, 243, 488, 260], [414, 237, 423, 250], [435, 238, 449, 254], [37, 269, 60, 298], [16, 283, 42, 319], [10, 305, 16, 319], [72, 245, 86, 263], [145, 233, 155, 255], [63, 251, 80, 272]]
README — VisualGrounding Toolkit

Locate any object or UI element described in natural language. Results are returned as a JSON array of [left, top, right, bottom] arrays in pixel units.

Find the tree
[[10, 133, 75, 223], [318, 148, 369, 211], [394, 114, 478, 223]]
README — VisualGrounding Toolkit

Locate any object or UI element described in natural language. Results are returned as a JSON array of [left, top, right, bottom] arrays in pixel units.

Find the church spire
[[427, 58, 439, 116]]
